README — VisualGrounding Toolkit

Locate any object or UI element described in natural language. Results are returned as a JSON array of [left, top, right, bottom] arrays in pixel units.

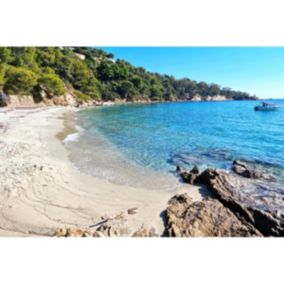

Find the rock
[[232, 160, 261, 178], [248, 207, 284, 237], [191, 165, 200, 174], [0, 92, 9, 107], [180, 165, 200, 184], [176, 165, 182, 173], [92, 231, 105, 237], [54, 228, 68, 237], [194, 168, 283, 236], [52, 95, 68, 106], [165, 194, 260, 237], [96, 214, 130, 237], [195, 168, 255, 222], [66, 228, 85, 237], [54, 228, 96, 237], [132, 226, 158, 237], [127, 208, 138, 215], [232, 160, 276, 182], [180, 172, 197, 184]]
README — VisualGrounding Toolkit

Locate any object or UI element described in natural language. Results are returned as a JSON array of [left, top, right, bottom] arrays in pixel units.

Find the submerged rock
[[232, 160, 276, 182], [165, 193, 260, 237]]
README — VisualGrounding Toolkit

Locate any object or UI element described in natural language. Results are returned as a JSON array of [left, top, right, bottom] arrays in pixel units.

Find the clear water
[[77, 100, 284, 171], [65, 100, 284, 211], [65, 101, 284, 191]]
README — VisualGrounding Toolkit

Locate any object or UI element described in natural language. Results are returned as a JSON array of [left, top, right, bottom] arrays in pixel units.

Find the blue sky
[[101, 47, 284, 99]]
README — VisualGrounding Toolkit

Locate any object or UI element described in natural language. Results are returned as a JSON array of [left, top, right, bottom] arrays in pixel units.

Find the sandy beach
[[0, 107, 203, 236]]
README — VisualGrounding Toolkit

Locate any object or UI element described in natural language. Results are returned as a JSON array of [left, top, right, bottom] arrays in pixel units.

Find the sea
[[64, 100, 284, 208]]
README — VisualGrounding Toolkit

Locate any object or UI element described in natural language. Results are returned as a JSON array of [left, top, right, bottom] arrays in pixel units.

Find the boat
[[254, 102, 280, 111]]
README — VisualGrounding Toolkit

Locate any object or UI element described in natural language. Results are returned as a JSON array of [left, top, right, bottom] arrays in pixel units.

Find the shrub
[[74, 90, 91, 102], [38, 73, 65, 96], [0, 48, 13, 64], [0, 64, 7, 89], [3, 66, 38, 95]]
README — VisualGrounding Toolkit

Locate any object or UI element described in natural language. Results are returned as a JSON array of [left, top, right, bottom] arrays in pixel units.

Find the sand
[[0, 106, 204, 236]]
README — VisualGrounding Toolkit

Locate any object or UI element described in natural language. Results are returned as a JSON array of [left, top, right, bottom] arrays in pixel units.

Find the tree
[[0, 48, 13, 64], [208, 83, 220, 96], [0, 64, 7, 89], [4, 66, 37, 95], [38, 73, 65, 96], [11, 47, 38, 71], [36, 47, 57, 67], [117, 80, 133, 99]]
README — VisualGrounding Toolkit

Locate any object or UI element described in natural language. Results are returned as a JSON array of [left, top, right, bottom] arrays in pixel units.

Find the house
[[74, 52, 86, 60]]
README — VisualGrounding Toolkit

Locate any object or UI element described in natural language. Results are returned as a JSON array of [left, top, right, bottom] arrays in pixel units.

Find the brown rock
[[132, 226, 158, 237], [194, 168, 283, 236], [248, 207, 284, 237], [166, 194, 261, 237], [180, 166, 200, 184], [54, 228, 68, 237], [195, 168, 255, 223], [232, 160, 276, 182], [127, 208, 138, 215]]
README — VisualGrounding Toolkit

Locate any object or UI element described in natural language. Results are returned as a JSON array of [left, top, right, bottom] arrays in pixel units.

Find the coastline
[[0, 106, 204, 236]]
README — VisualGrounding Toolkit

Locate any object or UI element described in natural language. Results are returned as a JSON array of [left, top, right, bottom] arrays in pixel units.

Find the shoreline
[[0, 106, 204, 236]]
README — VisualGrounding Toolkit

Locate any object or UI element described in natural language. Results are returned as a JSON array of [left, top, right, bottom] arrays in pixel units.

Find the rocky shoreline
[[2, 93, 254, 110], [171, 162, 284, 237]]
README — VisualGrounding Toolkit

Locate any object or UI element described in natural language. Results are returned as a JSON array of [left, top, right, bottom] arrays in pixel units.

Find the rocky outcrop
[[206, 95, 229, 101], [165, 194, 260, 237], [190, 94, 229, 102], [8, 95, 37, 107], [190, 94, 202, 101], [179, 165, 200, 184], [0, 93, 9, 107], [232, 160, 276, 182], [178, 167, 284, 236]]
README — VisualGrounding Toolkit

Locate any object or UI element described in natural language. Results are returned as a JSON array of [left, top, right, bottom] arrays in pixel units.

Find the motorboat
[[254, 102, 280, 111]]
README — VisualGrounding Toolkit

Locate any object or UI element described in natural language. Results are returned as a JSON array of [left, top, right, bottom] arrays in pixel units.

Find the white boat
[[254, 102, 280, 111]]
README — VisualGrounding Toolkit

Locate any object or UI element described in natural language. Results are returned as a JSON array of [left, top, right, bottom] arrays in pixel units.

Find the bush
[[38, 73, 65, 96], [0, 64, 7, 89], [0, 48, 13, 64], [74, 90, 91, 102], [4, 66, 38, 95]]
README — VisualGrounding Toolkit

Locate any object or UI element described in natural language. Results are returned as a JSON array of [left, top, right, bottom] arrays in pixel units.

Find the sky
[[101, 47, 284, 99]]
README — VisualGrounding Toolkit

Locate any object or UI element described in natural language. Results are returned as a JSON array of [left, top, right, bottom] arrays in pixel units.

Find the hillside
[[0, 47, 257, 106]]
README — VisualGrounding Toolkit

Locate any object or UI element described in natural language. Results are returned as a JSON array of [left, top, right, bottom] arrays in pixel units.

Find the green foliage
[[11, 47, 39, 71], [74, 90, 91, 102], [36, 47, 57, 67], [4, 66, 37, 95], [0, 48, 13, 63], [38, 73, 64, 96], [116, 80, 133, 99], [0, 47, 256, 102], [0, 64, 7, 89]]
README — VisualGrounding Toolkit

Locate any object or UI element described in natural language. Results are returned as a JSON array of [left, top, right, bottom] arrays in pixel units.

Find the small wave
[[63, 124, 85, 144], [63, 132, 80, 144]]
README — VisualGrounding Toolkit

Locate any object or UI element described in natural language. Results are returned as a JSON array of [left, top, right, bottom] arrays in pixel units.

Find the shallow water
[[66, 100, 284, 193]]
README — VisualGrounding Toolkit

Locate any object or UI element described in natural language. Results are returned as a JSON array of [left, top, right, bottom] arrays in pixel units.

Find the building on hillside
[[74, 52, 86, 60]]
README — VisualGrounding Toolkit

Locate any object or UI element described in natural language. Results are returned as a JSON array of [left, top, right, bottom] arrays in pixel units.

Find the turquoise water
[[77, 100, 284, 179]]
